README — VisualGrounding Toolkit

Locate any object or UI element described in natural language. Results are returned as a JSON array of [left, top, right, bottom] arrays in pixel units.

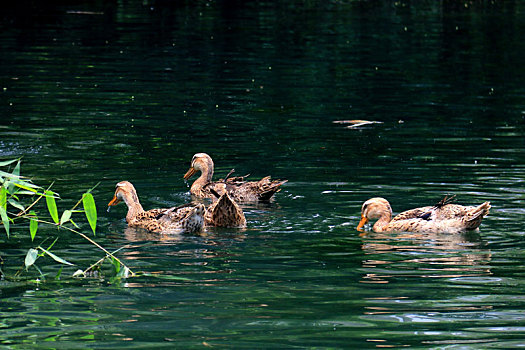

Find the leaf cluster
[[0, 159, 133, 281]]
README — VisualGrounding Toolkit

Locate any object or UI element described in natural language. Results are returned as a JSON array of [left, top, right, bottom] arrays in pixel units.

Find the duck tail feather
[[434, 194, 457, 208], [465, 201, 491, 229], [258, 179, 288, 201]]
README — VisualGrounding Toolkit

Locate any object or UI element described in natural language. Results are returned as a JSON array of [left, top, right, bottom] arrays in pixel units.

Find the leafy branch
[[0, 159, 134, 280]]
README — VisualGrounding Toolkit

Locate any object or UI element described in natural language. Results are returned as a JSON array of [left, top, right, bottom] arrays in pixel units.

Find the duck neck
[[372, 212, 392, 232], [191, 164, 214, 195], [122, 191, 144, 223]]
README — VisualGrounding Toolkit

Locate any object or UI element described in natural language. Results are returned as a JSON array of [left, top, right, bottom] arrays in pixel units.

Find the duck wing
[[225, 176, 287, 201], [438, 202, 490, 230], [129, 204, 204, 234], [392, 206, 434, 222], [389, 201, 490, 233], [160, 203, 206, 233], [392, 196, 460, 222]]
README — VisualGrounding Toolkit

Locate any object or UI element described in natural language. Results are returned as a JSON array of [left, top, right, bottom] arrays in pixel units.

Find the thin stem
[[16, 182, 55, 217], [71, 182, 100, 212], [83, 245, 129, 276], [18, 215, 135, 277]]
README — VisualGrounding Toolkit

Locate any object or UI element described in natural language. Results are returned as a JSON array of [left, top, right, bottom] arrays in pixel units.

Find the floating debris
[[66, 11, 104, 15], [333, 120, 383, 128]]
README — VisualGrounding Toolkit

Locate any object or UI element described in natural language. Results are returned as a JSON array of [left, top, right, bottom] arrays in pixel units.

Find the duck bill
[[107, 196, 120, 208], [183, 167, 196, 180], [356, 216, 369, 232]]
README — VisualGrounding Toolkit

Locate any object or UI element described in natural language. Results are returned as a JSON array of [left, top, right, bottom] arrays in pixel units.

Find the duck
[[108, 181, 205, 234], [183, 153, 287, 202], [204, 189, 247, 228], [357, 195, 490, 234]]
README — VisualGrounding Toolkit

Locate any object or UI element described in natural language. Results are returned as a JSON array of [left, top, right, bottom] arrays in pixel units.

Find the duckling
[[108, 181, 205, 234], [357, 196, 490, 234], [183, 153, 287, 202]]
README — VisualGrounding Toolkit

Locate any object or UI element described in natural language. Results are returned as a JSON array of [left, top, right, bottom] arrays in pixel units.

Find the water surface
[[1, 1, 525, 348]]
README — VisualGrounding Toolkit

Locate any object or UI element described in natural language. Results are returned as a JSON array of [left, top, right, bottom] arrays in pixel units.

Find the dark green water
[[2, 0, 525, 348]]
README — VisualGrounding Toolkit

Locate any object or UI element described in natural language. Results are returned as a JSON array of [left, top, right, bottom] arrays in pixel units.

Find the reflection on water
[[360, 230, 491, 283], [357, 230, 499, 348]]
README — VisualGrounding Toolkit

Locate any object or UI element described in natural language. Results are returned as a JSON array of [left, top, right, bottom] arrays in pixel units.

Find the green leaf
[[111, 257, 120, 274], [55, 266, 63, 280], [0, 159, 20, 167], [0, 207, 9, 237], [25, 248, 39, 269], [0, 170, 22, 180], [7, 161, 21, 194], [45, 190, 59, 224], [16, 190, 41, 195], [38, 246, 74, 266], [13, 181, 41, 190], [116, 265, 130, 278], [0, 187, 6, 209], [60, 210, 72, 225], [82, 192, 97, 235], [5, 180, 14, 195], [73, 269, 84, 277], [0, 189, 8, 237], [12, 160, 20, 177], [8, 198, 25, 211], [29, 212, 38, 241]]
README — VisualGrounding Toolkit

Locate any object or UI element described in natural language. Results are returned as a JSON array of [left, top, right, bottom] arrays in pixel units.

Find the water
[[1, 0, 525, 348]]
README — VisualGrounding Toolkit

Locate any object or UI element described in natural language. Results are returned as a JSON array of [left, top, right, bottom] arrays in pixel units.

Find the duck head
[[108, 181, 141, 209], [183, 153, 214, 181], [357, 197, 393, 232]]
